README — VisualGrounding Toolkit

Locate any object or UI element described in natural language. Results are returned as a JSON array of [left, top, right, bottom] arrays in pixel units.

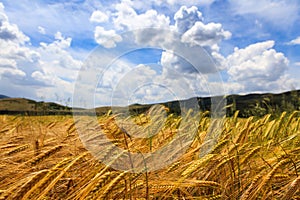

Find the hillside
[[129, 90, 300, 117], [0, 89, 299, 116], [0, 98, 72, 115], [0, 94, 9, 99], [226, 90, 300, 117]]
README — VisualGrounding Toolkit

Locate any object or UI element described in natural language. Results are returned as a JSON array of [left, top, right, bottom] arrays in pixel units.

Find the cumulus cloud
[[181, 21, 231, 52], [227, 41, 288, 81], [287, 36, 300, 45], [29, 32, 82, 101], [111, 64, 158, 105], [2, 0, 297, 105], [226, 40, 290, 92], [0, 4, 29, 44], [95, 3, 230, 76], [104, 4, 230, 97], [0, 2, 38, 83], [38, 32, 81, 71], [0, 65, 26, 79], [90, 10, 109, 23], [159, 6, 231, 75], [174, 6, 203, 33], [113, 0, 170, 30], [0, 2, 82, 101], [161, 50, 197, 76], [107, 4, 229, 81], [94, 26, 122, 48]]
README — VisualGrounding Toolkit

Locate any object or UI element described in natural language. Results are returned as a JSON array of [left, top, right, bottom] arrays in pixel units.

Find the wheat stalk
[[21, 158, 71, 200], [98, 171, 127, 199], [181, 154, 216, 177], [242, 159, 289, 200], [240, 174, 263, 200], [282, 176, 300, 200], [240, 146, 261, 165], [210, 139, 229, 154], [86, 171, 117, 200], [25, 145, 63, 166], [5, 144, 29, 156], [166, 161, 181, 173], [10, 170, 49, 200], [36, 152, 88, 200]]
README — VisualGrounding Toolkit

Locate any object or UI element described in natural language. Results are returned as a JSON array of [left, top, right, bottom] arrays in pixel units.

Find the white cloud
[[158, 6, 231, 74], [113, 0, 170, 30], [0, 2, 81, 101], [0, 3, 29, 44], [161, 50, 196, 76], [174, 6, 203, 33], [111, 64, 158, 105], [108, 63, 208, 105], [94, 26, 122, 48], [0, 54, 26, 80], [0, 65, 26, 79], [90, 10, 109, 23], [38, 32, 81, 72], [229, 0, 299, 27], [0, 0, 97, 50], [287, 36, 300, 45], [30, 32, 82, 101], [226, 40, 290, 92], [104, 4, 231, 98], [181, 21, 231, 52], [227, 41, 288, 81], [38, 26, 46, 34], [1, 0, 298, 105], [54, 32, 72, 48], [107, 4, 230, 77], [31, 69, 74, 102], [0, 2, 38, 83]]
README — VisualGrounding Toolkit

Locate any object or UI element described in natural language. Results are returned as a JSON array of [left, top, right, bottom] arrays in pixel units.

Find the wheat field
[[0, 110, 300, 199]]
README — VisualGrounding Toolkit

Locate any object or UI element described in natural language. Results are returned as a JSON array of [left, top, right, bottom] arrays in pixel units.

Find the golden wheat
[[282, 176, 300, 200], [0, 111, 299, 199]]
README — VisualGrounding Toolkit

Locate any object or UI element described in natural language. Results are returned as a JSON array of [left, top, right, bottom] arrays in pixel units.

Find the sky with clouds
[[0, 0, 299, 106]]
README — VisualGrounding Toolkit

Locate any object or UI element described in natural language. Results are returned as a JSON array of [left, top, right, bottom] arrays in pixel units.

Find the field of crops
[[0, 110, 300, 199]]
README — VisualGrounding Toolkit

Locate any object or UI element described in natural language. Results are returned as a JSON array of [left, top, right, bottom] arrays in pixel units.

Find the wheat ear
[[36, 152, 88, 200], [99, 171, 127, 199], [282, 176, 300, 200], [181, 154, 216, 177], [6, 144, 29, 156], [26, 145, 63, 166], [10, 170, 49, 200], [21, 158, 71, 200], [240, 174, 263, 200], [243, 159, 289, 200]]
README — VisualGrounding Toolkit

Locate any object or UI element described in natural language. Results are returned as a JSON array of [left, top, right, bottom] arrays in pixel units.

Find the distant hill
[[125, 90, 300, 118], [0, 94, 9, 99], [225, 90, 300, 117], [0, 90, 299, 117], [0, 98, 72, 115]]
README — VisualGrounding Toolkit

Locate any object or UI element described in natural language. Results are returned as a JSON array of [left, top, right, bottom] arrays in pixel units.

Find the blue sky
[[0, 0, 299, 106]]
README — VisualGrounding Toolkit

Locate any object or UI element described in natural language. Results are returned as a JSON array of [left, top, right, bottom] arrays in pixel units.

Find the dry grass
[[0, 110, 299, 199]]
